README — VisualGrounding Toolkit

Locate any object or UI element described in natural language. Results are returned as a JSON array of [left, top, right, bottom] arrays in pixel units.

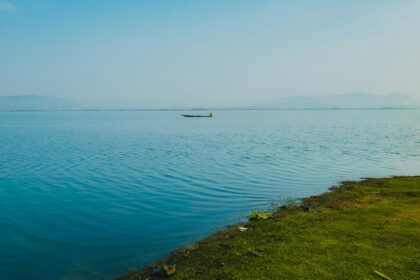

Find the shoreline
[[2, 108, 420, 112], [118, 176, 420, 279]]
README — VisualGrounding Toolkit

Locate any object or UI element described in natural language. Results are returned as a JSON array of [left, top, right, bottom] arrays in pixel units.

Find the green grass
[[118, 176, 420, 280]]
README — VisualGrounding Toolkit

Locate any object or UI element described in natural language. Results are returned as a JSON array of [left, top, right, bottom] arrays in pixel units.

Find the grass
[[118, 176, 420, 279]]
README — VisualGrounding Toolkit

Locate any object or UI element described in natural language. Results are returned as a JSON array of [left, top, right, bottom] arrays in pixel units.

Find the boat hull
[[182, 114, 212, 118]]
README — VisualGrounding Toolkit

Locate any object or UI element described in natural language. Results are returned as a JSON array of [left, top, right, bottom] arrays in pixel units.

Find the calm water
[[0, 110, 419, 279]]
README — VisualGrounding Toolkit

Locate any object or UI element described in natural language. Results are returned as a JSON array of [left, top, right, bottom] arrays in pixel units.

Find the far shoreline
[[1, 107, 420, 113]]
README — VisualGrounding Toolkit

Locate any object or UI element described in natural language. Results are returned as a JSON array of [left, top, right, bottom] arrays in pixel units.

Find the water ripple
[[0, 110, 419, 279]]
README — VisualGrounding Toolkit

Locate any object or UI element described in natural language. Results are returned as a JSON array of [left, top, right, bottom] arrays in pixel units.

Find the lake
[[0, 110, 419, 279]]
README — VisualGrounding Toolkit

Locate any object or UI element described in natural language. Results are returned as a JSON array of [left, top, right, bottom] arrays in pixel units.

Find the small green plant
[[249, 211, 274, 220]]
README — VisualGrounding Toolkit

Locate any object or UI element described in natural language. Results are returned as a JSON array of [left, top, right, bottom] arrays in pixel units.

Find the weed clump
[[249, 211, 274, 221]]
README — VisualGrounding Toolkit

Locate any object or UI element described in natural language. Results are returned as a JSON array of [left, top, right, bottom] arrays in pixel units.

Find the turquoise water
[[0, 110, 419, 279]]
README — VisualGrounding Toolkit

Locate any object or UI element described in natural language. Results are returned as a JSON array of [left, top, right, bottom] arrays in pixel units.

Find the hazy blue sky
[[1, 0, 420, 108]]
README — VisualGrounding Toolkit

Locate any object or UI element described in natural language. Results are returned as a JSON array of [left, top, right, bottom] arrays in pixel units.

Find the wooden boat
[[182, 112, 213, 118]]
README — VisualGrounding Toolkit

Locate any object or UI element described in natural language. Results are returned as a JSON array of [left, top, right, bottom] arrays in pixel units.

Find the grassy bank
[[119, 176, 420, 280]]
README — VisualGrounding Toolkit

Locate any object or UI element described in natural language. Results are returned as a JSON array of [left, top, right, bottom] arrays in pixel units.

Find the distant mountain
[[0, 95, 78, 110], [252, 93, 419, 109]]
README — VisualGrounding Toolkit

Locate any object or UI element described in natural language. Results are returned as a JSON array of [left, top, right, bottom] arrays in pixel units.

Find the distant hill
[[252, 93, 419, 109], [0, 95, 77, 110]]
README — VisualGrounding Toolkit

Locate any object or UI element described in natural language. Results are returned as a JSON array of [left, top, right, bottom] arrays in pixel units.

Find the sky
[[1, 0, 420, 108]]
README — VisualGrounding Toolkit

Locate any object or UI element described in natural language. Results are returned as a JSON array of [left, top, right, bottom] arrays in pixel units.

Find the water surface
[[0, 110, 419, 279]]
